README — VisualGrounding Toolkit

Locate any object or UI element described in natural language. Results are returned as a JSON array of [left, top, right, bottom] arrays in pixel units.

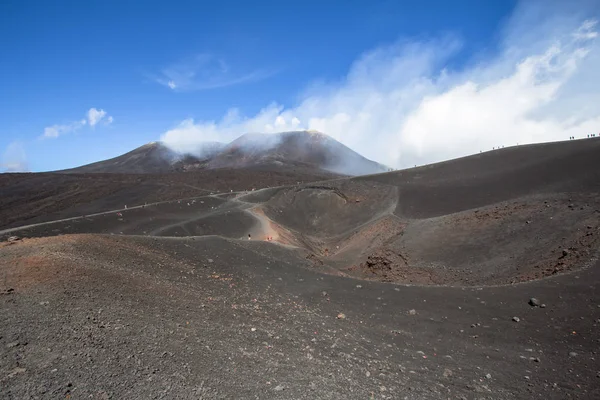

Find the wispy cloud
[[1, 142, 28, 172], [160, 1, 600, 169], [42, 108, 113, 139], [87, 107, 112, 127], [153, 54, 276, 91], [43, 119, 87, 138]]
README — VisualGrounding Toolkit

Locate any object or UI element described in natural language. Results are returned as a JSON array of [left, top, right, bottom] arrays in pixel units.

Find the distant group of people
[[570, 134, 598, 140]]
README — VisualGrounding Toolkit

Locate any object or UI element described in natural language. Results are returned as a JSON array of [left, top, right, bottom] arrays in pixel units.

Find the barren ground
[[1, 138, 599, 399]]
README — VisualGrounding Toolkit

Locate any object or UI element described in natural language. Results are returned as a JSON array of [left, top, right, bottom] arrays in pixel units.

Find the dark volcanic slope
[[2, 233, 599, 399], [0, 168, 339, 230], [62, 131, 388, 176], [1, 138, 600, 399], [59, 142, 179, 174], [206, 131, 389, 176]]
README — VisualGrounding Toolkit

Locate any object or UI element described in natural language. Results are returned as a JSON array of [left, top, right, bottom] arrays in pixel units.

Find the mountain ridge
[[60, 130, 389, 176]]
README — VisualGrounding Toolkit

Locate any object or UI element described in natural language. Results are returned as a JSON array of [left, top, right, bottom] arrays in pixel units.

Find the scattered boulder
[[408, 309, 417, 316], [512, 316, 520, 322], [529, 298, 541, 307], [569, 352, 578, 357], [336, 313, 346, 320]]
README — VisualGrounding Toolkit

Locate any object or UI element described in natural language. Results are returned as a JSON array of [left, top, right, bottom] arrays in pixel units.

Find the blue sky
[[1, 0, 599, 172]]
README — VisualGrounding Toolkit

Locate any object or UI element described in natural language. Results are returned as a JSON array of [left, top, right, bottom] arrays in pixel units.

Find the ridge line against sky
[[1, 0, 599, 172]]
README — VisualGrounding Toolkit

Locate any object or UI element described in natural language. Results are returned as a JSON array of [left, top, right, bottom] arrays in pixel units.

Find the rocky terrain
[[1, 137, 599, 399]]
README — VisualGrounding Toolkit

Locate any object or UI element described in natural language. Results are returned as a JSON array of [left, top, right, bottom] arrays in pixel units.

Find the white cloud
[[87, 108, 112, 127], [160, 1, 600, 169], [43, 119, 86, 138], [42, 108, 112, 139], [1, 142, 28, 172], [153, 54, 276, 91], [573, 19, 598, 40]]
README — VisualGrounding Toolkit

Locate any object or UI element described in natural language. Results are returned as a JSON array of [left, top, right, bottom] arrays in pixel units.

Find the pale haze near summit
[[161, 0, 600, 169]]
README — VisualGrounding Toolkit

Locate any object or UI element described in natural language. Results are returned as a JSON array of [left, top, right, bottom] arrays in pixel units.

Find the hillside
[[203, 131, 389, 175], [59, 142, 179, 174], [61, 131, 388, 176], [2, 137, 599, 399]]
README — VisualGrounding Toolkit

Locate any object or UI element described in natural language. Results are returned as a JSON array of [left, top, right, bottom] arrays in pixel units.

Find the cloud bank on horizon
[[161, 1, 600, 169]]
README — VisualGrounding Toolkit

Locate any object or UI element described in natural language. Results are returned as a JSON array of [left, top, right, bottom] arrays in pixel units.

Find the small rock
[[562, 249, 569, 257], [336, 313, 346, 320], [408, 309, 417, 315], [366, 371, 371, 377], [274, 384, 285, 391], [356, 285, 362, 289], [6, 341, 20, 348], [540, 304, 546, 308], [7, 367, 26, 378], [512, 316, 520, 322], [569, 352, 578, 357], [7, 236, 20, 242], [529, 298, 541, 307], [524, 376, 530, 380], [322, 291, 328, 297], [251, 327, 257, 332], [526, 220, 531, 224], [207, 259, 214, 263], [485, 373, 492, 379]]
